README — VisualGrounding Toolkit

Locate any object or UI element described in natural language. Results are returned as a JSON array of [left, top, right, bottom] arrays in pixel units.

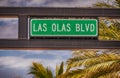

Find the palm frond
[[98, 71, 120, 78], [63, 69, 83, 78], [99, 21, 120, 40], [46, 67, 53, 78], [65, 50, 120, 78], [29, 62, 53, 78], [72, 49, 98, 57], [67, 50, 120, 70], [56, 62, 65, 78], [79, 60, 120, 78], [93, 2, 117, 8], [115, 0, 120, 7]]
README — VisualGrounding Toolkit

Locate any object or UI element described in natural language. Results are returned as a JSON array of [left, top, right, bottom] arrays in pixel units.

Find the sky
[[0, 0, 114, 7], [0, 49, 118, 78], [0, 50, 72, 78], [0, 18, 18, 39]]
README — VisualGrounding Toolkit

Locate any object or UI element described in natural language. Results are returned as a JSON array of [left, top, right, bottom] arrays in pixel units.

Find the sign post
[[30, 19, 98, 37]]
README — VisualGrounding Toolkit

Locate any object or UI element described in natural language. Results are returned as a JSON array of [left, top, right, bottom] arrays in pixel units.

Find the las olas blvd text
[[31, 19, 97, 36], [33, 23, 95, 32]]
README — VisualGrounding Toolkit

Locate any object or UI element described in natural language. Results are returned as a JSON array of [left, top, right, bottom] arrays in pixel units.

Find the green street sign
[[30, 19, 98, 37]]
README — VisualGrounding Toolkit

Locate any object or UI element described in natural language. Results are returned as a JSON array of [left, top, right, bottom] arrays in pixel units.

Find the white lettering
[[90, 24, 95, 32], [76, 24, 80, 32], [42, 23, 47, 32], [33, 24, 38, 32], [66, 23, 71, 32], [52, 23, 56, 32]]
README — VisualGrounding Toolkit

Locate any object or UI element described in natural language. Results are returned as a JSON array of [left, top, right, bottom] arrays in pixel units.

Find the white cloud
[[0, 56, 51, 76], [0, 50, 72, 75], [26, 0, 46, 6], [0, 55, 66, 75], [0, 18, 18, 39], [0, 56, 39, 69], [0, 25, 18, 39], [48, 0, 107, 7], [0, 0, 22, 6], [25, 0, 114, 7]]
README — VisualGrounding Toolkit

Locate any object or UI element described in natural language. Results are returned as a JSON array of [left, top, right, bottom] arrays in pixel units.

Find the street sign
[[30, 19, 98, 37]]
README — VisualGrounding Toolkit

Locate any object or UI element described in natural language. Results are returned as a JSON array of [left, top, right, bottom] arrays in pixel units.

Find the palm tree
[[29, 49, 120, 78], [28, 62, 53, 78], [93, 0, 120, 8], [65, 49, 120, 78], [29, 62, 65, 78], [99, 18, 120, 40], [93, 0, 120, 40]]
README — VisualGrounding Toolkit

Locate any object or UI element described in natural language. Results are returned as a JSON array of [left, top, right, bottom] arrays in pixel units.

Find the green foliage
[[93, 2, 117, 8], [115, 0, 120, 7], [93, 0, 120, 40], [65, 49, 120, 78], [98, 71, 120, 78], [29, 62, 65, 78], [99, 20, 120, 40], [93, 0, 120, 8], [28, 62, 53, 78], [56, 62, 64, 78], [29, 49, 120, 78]]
